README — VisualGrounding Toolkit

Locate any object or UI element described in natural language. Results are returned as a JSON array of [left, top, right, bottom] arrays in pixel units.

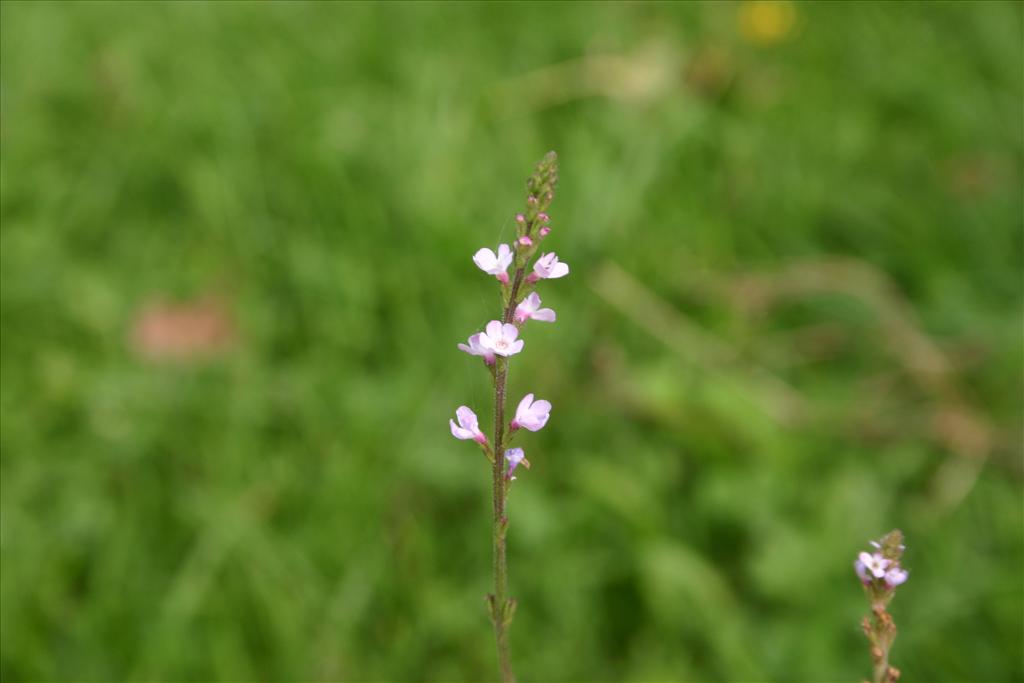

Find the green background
[[1, 2, 1021, 681]]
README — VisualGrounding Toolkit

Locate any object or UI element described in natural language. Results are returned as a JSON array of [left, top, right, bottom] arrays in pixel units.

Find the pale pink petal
[[885, 568, 908, 587], [456, 406, 478, 431], [516, 394, 534, 419], [485, 320, 504, 339], [450, 419, 474, 440], [501, 323, 519, 341], [473, 248, 497, 272], [532, 307, 556, 322], [497, 244, 512, 268], [548, 262, 569, 278]]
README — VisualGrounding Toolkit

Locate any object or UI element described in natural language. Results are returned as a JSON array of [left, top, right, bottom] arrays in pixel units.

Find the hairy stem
[[872, 646, 890, 683], [491, 356, 513, 682], [489, 265, 526, 683], [504, 267, 526, 321]]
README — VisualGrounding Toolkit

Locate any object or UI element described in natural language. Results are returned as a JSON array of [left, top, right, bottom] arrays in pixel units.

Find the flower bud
[[515, 213, 526, 224], [518, 236, 533, 247], [538, 226, 551, 238]]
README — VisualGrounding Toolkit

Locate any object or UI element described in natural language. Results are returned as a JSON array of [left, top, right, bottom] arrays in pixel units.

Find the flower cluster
[[451, 151, 565, 482], [854, 536, 909, 591], [855, 529, 908, 683]]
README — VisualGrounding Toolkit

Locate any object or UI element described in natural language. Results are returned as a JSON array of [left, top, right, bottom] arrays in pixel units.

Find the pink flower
[[457, 333, 496, 365], [526, 252, 569, 282], [885, 567, 908, 587], [514, 292, 556, 324], [473, 244, 513, 283], [510, 393, 551, 432], [478, 320, 524, 357], [858, 552, 890, 578], [505, 447, 530, 479], [450, 406, 487, 444]]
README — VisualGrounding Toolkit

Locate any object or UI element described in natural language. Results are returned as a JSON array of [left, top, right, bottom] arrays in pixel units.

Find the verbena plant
[[449, 152, 564, 682]]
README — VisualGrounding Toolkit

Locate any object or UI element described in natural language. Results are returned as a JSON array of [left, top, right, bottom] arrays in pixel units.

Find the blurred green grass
[[1, 1, 1021, 681]]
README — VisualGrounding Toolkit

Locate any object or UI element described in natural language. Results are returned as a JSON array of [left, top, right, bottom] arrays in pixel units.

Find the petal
[[886, 569, 908, 586], [450, 420, 473, 440], [548, 262, 569, 278], [473, 248, 497, 271], [508, 339, 524, 355], [501, 323, 519, 341], [457, 342, 473, 354], [858, 552, 873, 566], [516, 394, 534, 419], [456, 406, 478, 431], [531, 399, 551, 416], [485, 320, 504, 339], [532, 307, 556, 322], [497, 244, 513, 268]]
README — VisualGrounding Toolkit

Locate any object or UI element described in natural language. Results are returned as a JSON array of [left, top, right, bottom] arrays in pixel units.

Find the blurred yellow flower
[[738, 0, 797, 46]]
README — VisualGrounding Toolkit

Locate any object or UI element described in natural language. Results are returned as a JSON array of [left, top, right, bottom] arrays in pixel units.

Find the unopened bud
[[539, 226, 551, 238], [527, 195, 538, 207], [537, 212, 549, 223], [518, 236, 533, 247], [515, 213, 526, 224]]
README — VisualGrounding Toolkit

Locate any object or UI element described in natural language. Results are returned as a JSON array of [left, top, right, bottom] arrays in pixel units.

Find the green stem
[[872, 647, 890, 683], [491, 356, 513, 683], [489, 265, 526, 683]]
